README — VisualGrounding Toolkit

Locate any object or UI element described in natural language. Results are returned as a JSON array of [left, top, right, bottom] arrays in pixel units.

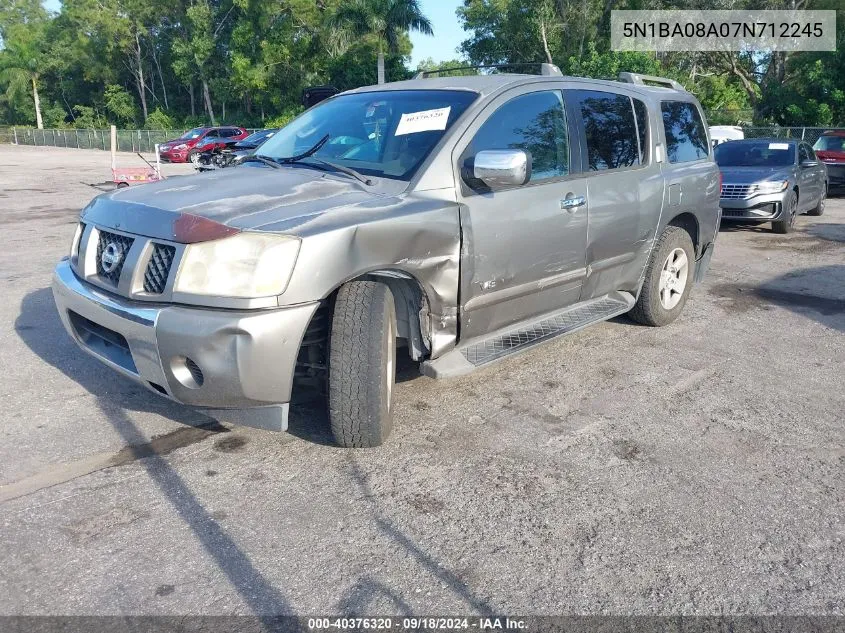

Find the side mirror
[[800, 159, 818, 168], [471, 149, 531, 189]]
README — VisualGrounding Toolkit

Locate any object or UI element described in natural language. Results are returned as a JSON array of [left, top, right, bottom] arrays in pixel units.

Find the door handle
[[560, 194, 586, 212]]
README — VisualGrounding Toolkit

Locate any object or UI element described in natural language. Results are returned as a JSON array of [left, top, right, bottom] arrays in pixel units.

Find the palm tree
[[331, 0, 434, 85], [0, 23, 47, 129]]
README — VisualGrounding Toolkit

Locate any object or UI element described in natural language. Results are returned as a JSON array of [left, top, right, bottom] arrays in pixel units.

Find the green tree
[[0, 20, 48, 128], [331, 0, 433, 84]]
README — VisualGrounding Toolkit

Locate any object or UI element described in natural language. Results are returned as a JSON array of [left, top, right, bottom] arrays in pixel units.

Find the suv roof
[[348, 73, 687, 98], [821, 130, 845, 137]]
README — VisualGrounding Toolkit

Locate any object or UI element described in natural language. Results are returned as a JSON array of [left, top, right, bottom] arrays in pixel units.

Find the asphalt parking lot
[[1, 144, 844, 616]]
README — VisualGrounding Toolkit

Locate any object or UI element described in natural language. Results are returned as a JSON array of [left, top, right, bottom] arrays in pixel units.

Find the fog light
[[171, 356, 204, 389]]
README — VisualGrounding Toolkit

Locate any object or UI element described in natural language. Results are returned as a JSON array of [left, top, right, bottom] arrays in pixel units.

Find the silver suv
[[52, 67, 720, 447]]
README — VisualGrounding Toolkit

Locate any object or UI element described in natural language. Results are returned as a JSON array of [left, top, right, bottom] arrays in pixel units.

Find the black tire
[[327, 280, 396, 448], [187, 150, 198, 164], [629, 225, 695, 327], [807, 184, 826, 216], [772, 190, 798, 233]]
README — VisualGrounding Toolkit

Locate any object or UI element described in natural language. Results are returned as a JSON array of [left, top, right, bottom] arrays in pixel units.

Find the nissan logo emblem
[[101, 242, 123, 274]]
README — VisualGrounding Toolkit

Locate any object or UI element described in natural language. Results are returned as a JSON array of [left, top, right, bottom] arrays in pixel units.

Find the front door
[[454, 87, 589, 342]]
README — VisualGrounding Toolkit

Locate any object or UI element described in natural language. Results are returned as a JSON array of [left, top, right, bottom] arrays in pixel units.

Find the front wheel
[[629, 226, 695, 327], [772, 190, 798, 233], [327, 281, 396, 448]]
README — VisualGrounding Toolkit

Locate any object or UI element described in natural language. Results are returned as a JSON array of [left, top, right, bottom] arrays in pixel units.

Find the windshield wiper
[[278, 134, 331, 163], [240, 154, 283, 169], [302, 157, 373, 186]]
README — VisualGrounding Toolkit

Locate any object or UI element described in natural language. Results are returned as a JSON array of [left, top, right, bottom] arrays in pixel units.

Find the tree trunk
[[222, 100, 226, 123], [151, 43, 168, 110], [202, 77, 216, 125], [377, 48, 385, 84], [32, 76, 43, 129], [189, 83, 195, 117], [540, 19, 553, 65], [134, 32, 149, 120]]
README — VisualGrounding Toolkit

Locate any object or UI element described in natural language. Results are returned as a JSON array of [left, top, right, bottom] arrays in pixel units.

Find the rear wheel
[[807, 184, 826, 216], [629, 226, 695, 327], [327, 281, 396, 448], [772, 190, 798, 233]]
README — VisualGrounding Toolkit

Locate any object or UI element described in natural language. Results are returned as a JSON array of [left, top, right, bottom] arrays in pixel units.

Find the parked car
[[813, 130, 845, 194], [52, 68, 720, 447], [715, 138, 828, 233], [709, 125, 744, 147], [158, 126, 248, 163], [194, 128, 279, 171]]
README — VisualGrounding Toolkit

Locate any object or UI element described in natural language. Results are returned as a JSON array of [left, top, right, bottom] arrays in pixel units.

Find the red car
[[813, 130, 845, 193], [158, 126, 248, 163]]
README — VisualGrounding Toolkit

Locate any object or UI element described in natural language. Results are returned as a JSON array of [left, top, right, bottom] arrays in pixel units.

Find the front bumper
[[159, 149, 188, 163], [822, 163, 845, 191], [52, 260, 319, 431], [719, 190, 789, 221]]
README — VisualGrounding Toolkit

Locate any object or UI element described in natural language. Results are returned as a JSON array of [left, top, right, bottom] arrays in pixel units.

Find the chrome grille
[[720, 183, 752, 199], [96, 230, 134, 285], [144, 243, 176, 294]]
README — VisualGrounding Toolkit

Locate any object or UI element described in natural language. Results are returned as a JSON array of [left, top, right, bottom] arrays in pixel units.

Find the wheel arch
[[666, 212, 700, 256], [322, 268, 432, 361]]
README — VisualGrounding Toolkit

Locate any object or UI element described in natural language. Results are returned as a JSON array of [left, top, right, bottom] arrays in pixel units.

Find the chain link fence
[[0, 125, 840, 153], [0, 127, 194, 153], [735, 127, 833, 146]]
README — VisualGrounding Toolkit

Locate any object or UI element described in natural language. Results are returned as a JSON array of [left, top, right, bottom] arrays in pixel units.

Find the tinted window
[[806, 145, 816, 159], [714, 141, 796, 167], [571, 90, 639, 171], [799, 144, 810, 162], [466, 90, 568, 182], [661, 101, 709, 163], [634, 99, 649, 163]]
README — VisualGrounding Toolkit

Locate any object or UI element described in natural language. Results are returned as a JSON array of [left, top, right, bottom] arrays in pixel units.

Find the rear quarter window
[[661, 101, 709, 163]]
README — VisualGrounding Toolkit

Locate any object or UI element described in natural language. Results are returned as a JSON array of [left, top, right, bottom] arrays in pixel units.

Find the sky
[[408, 0, 467, 68], [42, 0, 467, 68]]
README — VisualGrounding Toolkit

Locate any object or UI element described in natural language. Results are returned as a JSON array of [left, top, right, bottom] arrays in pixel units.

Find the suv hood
[[81, 164, 399, 241], [718, 165, 794, 184]]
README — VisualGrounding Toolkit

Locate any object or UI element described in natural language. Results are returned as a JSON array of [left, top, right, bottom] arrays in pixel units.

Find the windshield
[[238, 129, 277, 147], [715, 141, 796, 167], [813, 135, 845, 152], [179, 127, 206, 140], [256, 90, 478, 181]]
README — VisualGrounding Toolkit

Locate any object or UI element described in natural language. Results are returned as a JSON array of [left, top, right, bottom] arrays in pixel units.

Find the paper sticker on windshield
[[769, 143, 789, 150], [395, 107, 451, 136]]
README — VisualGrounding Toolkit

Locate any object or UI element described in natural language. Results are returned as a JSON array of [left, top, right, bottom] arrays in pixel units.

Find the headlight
[[174, 233, 301, 298], [754, 180, 788, 194], [174, 143, 188, 150]]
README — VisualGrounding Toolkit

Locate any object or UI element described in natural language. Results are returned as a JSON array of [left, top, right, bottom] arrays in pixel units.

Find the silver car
[[716, 138, 828, 233], [52, 68, 720, 447]]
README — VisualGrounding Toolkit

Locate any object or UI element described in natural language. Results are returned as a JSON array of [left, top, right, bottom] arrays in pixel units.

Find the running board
[[421, 294, 634, 379]]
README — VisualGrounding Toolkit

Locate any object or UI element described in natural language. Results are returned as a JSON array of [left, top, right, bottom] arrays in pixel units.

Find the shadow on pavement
[[17, 287, 303, 620], [343, 456, 497, 616], [709, 265, 845, 333]]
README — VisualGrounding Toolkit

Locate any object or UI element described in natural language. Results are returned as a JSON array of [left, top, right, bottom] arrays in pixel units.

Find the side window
[[661, 101, 709, 163], [806, 145, 817, 160], [465, 90, 568, 183], [221, 128, 237, 138], [799, 144, 812, 162], [633, 98, 649, 164], [570, 89, 639, 171]]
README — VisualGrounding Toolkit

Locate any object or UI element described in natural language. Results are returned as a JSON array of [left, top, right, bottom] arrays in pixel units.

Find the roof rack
[[415, 62, 562, 79], [618, 72, 686, 91]]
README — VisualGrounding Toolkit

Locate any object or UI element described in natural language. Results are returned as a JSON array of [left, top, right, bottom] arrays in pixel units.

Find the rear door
[[798, 143, 822, 209], [565, 88, 665, 300], [454, 86, 589, 341]]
